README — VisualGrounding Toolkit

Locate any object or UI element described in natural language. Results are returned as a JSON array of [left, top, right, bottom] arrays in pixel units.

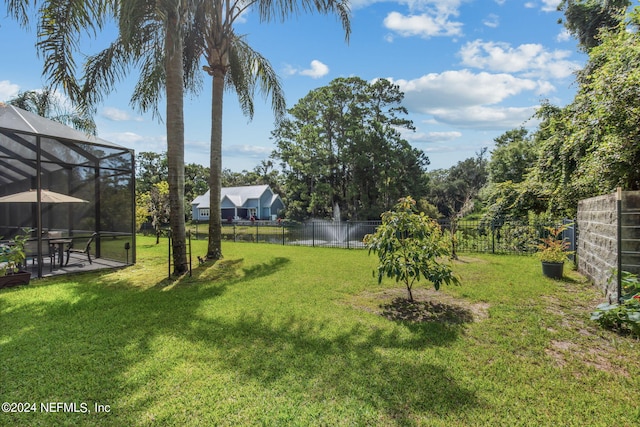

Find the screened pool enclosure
[[0, 104, 135, 278]]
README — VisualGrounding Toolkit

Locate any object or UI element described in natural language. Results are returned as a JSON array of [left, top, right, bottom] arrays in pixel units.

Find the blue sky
[[0, 0, 585, 172]]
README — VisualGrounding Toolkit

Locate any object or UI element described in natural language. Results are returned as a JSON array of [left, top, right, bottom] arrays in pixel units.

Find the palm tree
[[7, 86, 97, 134], [7, 0, 195, 274], [186, 0, 351, 260]]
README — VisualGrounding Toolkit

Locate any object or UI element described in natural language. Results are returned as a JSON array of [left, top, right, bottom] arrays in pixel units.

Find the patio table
[[49, 239, 73, 268]]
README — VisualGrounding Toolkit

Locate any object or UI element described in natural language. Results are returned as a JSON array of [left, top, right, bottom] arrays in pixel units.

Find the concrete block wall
[[577, 190, 640, 299], [577, 193, 618, 298]]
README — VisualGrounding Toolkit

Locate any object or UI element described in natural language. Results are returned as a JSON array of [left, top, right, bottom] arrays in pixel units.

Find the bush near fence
[[188, 219, 573, 255]]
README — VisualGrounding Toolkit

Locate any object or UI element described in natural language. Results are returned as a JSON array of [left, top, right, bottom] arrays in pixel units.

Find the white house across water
[[191, 185, 285, 222]]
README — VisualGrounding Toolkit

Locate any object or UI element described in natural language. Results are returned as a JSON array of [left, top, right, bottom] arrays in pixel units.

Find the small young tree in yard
[[364, 196, 460, 302]]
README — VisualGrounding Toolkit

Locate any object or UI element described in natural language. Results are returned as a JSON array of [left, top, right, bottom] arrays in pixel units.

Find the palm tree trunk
[[165, 9, 188, 274], [207, 68, 224, 260]]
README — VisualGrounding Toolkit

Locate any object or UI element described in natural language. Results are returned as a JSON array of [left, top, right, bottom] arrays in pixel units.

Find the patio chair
[[65, 233, 98, 266], [23, 239, 55, 272]]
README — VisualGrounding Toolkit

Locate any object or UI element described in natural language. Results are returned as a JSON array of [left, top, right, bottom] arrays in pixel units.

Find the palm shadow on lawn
[[1, 255, 478, 425]]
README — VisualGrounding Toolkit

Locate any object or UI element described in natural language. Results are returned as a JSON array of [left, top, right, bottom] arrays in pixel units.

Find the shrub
[[591, 271, 640, 337], [535, 224, 573, 263], [364, 196, 460, 302]]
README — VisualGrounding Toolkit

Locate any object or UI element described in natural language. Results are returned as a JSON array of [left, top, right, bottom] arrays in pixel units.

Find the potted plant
[[0, 230, 31, 289], [535, 224, 573, 279]]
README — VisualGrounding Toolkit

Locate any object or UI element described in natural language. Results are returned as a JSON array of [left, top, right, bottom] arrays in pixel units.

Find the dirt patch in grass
[[542, 281, 634, 376], [356, 287, 490, 324], [545, 339, 628, 376]]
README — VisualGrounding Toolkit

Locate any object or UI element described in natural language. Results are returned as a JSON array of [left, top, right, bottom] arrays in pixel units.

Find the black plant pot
[[0, 271, 31, 289], [541, 262, 564, 279]]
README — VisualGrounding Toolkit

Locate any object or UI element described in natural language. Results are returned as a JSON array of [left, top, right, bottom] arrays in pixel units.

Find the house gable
[[191, 185, 285, 221]]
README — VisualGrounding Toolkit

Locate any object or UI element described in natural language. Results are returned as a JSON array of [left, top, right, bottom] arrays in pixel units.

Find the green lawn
[[1, 237, 638, 426]]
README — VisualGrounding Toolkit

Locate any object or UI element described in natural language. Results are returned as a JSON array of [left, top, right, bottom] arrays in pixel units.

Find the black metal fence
[[189, 219, 576, 255], [442, 219, 576, 255]]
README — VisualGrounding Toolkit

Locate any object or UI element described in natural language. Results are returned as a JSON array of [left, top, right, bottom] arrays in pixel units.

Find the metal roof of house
[[191, 185, 273, 209]]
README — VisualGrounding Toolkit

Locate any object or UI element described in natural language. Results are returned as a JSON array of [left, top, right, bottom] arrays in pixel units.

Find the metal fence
[[189, 219, 576, 255], [441, 219, 576, 255]]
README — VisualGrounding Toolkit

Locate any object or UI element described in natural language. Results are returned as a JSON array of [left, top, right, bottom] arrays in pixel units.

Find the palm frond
[[82, 40, 134, 107], [131, 49, 166, 120], [6, 0, 31, 27], [6, 86, 97, 134], [226, 34, 286, 122], [256, 0, 351, 41], [36, 0, 115, 103]]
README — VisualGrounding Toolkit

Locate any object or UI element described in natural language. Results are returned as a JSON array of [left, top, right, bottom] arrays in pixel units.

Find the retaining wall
[[577, 190, 640, 298]]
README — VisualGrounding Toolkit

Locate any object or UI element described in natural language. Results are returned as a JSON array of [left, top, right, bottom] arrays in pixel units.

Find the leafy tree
[[185, 162, 210, 215], [136, 152, 168, 194], [479, 6, 640, 222], [364, 196, 460, 302], [427, 149, 488, 219], [568, 11, 640, 192], [184, 0, 350, 260], [416, 198, 441, 219], [488, 128, 536, 184], [480, 180, 552, 223], [427, 150, 487, 258], [148, 181, 171, 243], [558, 0, 630, 51], [524, 10, 640, 217], [481, 103, 568, 221], [135, 192, 152, 232], [6, 86, 96, 134], [221, 161, 283, 192], [136, 151, 209, 220], [272, 77, 428, 220]]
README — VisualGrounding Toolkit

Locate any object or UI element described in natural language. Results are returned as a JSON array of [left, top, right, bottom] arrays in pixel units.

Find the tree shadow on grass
[[185, 312, 479, 424], [381, 297, 475, 324], [0, 254, 477, 425]]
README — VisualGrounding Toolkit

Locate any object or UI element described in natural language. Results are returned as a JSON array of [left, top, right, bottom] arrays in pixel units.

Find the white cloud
[[386, 69, 546, 130], [106, 131, 147, 144], [102, 107, 143, 122], [283, 64, 297, 77], [284, 60, 329, 79], [101, 131, 166, 152], [541, 0, 561, 12], [523, 0, 559, 11], [483, 14, 500, 28], [0, 80, 20, 101], [391, 70, 538, 112], [349, 0, 463, 13], [383, 11, 463, 38], [223, 144, 272, 158], [459, 40, 580, 79], [300, 60, 330, 79], [410, 130, 463, 143], [346, 0, 382, 10], [427, 105, 538, 129], [111, 132, 145, 144], [557, 28, 572, 42]]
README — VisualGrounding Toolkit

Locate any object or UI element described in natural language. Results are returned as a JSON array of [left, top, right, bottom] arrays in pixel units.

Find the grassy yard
[[1, 236, 639, 426]]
